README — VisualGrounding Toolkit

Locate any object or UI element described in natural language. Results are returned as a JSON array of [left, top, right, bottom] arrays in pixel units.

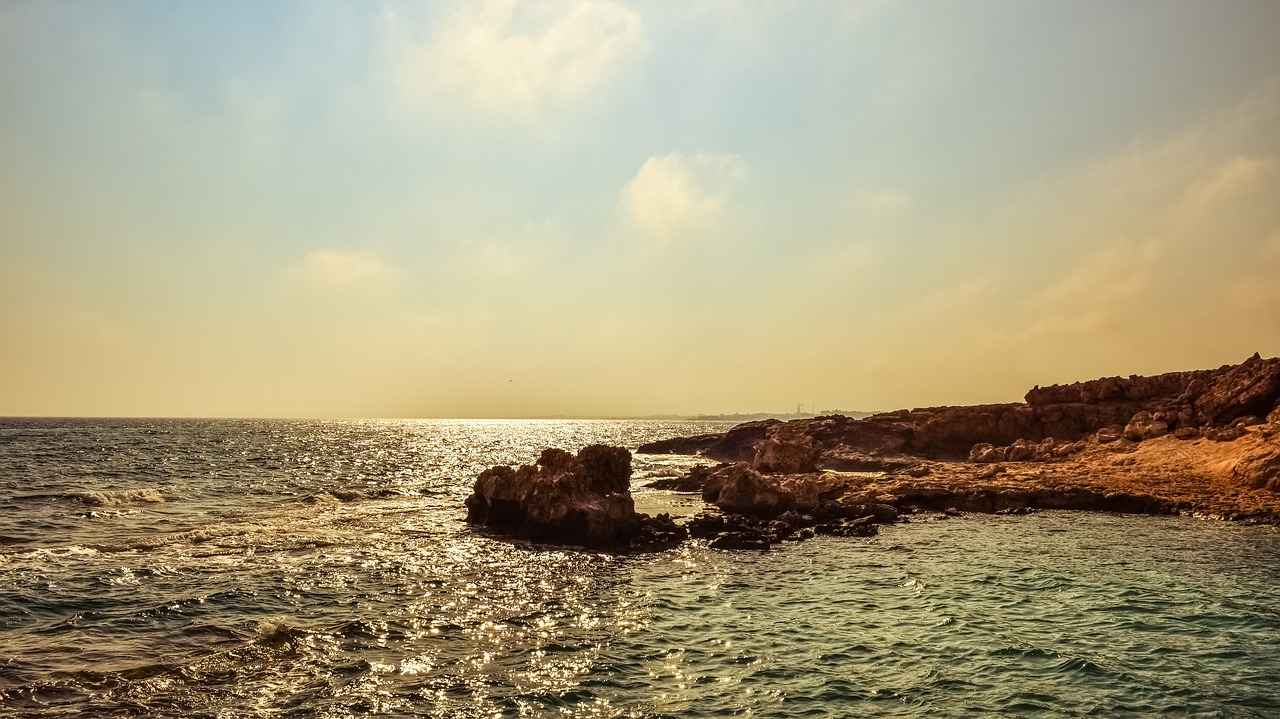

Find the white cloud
[[620, 152, 746, 238], [1172, 155, 1273, 221], [387, 0, 642, 119], [299, 251, 392, 290]]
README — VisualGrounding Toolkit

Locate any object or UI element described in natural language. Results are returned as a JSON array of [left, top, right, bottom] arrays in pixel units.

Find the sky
[[2, 0, 1280, 418]]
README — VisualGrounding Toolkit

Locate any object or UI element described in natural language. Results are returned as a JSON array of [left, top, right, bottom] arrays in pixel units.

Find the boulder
[[1123, 411, 1169, 442], [752, 424, 820, 473], [1006, 438, 1035, 462], [708, 532, 771, 551], [969, 442, 998, 463], [1194, 354, 1280, 426], [1095, 425, 1124, 443], [465, 445, 643, 547]]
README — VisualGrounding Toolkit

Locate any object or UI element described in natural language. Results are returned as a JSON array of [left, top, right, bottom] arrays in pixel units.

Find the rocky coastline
[[465, 354, 1280, 550]]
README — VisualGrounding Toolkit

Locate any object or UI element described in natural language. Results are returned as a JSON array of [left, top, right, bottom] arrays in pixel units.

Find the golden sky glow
[[2, 1, 1280, 418]]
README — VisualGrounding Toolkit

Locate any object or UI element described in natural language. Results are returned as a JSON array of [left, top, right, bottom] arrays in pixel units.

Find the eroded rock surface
[[473, 356, 1280, 554], [638, 354, 1280, 470], [466, 445, 686, 549]]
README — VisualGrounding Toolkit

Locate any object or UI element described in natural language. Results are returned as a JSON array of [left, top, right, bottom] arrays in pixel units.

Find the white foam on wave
[[65, 488, 166, 507]]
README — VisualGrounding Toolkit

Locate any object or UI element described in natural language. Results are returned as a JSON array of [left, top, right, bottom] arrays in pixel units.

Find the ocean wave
[[305, 487, 410, 503], [64, 488, 166, 507], [0, 618, 309, 715]]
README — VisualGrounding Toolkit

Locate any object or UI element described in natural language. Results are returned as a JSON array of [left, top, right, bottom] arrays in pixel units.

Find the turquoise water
[[2, 418, 1278, 717]]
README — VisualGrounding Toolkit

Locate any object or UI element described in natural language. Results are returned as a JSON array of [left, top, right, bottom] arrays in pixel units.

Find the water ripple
[[1, 418, 1279, 717]]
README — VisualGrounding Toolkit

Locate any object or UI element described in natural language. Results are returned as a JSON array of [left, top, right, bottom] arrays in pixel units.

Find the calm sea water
[[1, 418, 1279, 718]]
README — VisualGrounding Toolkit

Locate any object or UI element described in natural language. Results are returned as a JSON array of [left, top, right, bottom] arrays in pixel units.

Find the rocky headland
[[467, 354, 1280, 550]]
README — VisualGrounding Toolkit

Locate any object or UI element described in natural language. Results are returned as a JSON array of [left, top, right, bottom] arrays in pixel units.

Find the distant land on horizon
[[551, 410, 879, 422], [0, 412, 880, 422]]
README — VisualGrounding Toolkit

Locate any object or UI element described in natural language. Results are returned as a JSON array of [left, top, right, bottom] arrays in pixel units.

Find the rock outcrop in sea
[[465, 445, 685, 550]]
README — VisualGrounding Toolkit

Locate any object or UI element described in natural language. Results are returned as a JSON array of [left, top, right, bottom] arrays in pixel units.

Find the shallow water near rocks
[[2, 418, 1279, 718]]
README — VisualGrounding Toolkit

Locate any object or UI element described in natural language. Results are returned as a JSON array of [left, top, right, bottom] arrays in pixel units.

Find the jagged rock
[[636, 513, 689, 549], [1205, 426, 1247, 442], [1194, 353, 1280, 426], [1124, 412, 1169, 442], [1096, 425, 1124, 443], [969, 442, 997, 463], [752, 424, 820, 473], [465, 445, 643, 547], [1006, 438, 1035, 461], [702, 464, 806, 517], [701, 464, 855, 519], [1052, 440, 1087, 458]]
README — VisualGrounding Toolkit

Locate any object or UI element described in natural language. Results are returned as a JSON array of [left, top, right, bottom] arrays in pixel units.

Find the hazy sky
[[3, 0, 1280, 418]]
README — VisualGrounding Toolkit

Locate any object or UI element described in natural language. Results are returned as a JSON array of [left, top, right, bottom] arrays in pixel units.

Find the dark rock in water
[[708, 532, 771, 551], [466, 445, 645, 548], [645, 464, 718, 492], [684, 511, 729, 539], [814, 518, 879, 537], [636, 513, 689, 550]]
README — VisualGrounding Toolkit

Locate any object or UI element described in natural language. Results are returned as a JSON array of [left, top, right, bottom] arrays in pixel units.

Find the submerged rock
[[466, 445, 679, 549]]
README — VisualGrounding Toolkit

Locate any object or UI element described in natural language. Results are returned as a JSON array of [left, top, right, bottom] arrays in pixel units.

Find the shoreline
[[464, 354, 1280, 550]]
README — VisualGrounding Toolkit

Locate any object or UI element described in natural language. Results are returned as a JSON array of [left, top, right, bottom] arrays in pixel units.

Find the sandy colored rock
[[752, 424, 821, 473], [466, 445, 644, 546]]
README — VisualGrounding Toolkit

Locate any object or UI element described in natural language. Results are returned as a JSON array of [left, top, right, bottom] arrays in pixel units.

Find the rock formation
[[638, 354, 1280, 470], [465, 445, 685, 549], [637, 354, 1280, 531]]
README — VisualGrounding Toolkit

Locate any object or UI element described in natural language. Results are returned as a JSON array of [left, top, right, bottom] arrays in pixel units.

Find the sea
[[2, 417, 1279, 718]]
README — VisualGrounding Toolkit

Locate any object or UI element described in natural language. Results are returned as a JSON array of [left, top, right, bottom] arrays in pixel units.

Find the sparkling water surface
[[2, 418, 1279, 718]]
